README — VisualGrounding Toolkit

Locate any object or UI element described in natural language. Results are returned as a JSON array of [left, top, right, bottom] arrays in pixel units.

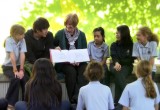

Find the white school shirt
[[119, 78, 160, 110], [76, 81, 114, 110], [3, 37, 27, 66], [88, 41, 109, 62], [132, 41, 157, 72]]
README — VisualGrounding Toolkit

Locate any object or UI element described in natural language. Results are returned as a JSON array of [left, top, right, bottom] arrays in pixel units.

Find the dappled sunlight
[[0, 0, 160, 64]]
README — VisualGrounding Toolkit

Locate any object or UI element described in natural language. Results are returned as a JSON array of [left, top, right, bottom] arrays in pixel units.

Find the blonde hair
[[64, 13, 79, 27], [138, 26, 159, 45], [136, 60, 157, 99], [10, 24, 25, 37], [84, 61, 104, 81]]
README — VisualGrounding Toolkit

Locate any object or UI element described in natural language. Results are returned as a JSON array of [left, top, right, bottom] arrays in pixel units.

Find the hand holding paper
[[50, 49, 90, 63]]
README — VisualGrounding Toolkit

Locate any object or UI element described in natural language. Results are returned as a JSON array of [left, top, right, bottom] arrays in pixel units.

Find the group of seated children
[[0, 12, 159, 110]]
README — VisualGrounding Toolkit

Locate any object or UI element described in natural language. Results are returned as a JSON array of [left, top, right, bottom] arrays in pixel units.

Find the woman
[[15, 58, 70, 110], [110, 25, 134, 104], [119, 60, 160, 110], [54, 13, 87, 103]]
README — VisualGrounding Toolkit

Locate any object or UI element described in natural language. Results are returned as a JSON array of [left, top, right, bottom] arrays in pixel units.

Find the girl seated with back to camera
[[15, 58, 70, 110]]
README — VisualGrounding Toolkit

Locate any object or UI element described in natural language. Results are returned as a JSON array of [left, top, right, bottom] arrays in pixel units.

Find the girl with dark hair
[[88, 27, 110, 85], [110, 25, 134, 104], [15, 58, 70, 110], [119, 60, 160, 110]]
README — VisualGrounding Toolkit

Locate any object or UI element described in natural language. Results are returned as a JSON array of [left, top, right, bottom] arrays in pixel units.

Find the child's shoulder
[[149, 41, 157, 47], [111, 42, 117, 47], [125, 79, 140, 90], [79, 84, 88, 92], [5, 37, 14, 43], [133, 42, 139, 45], [101, 84, 111, 90], [103, 42, 109, 48], [88, 41, 94, 45], [133, 42, 141, 48], [6, 36, 12, 40]]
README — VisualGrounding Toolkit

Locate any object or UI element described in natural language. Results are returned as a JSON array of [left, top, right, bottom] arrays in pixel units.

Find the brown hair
[[136, 60, 157, 99], [64, 13, 79, 27], [10, 24, 25, 37], [84, 61, 104, 81], [138, 26, 159, 45]]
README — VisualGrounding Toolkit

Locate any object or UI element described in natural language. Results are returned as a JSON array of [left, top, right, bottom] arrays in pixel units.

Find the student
[[88, 27, 110, 85], [15, 58, 70, 110], [110, 25, 134, 104], [2, 24, 29, 109], [132, 26, 159, 80], [119, 60, 160, 110], [76, 62, 114, 110], [24, 17, 55, 75], [54, 13, 87, 103]]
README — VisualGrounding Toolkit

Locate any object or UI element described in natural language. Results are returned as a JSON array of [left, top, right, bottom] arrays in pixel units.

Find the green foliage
[[19, 0, 160, 46]]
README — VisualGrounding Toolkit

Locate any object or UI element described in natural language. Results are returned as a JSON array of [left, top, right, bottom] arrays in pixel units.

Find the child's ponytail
[[136, 60, 157, 99], [143, 75, 157, 98]]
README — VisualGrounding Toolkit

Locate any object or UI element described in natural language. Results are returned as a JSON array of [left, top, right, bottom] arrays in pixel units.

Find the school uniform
[[110, 42, 134, 103], [88, 41, 110, 85], [54, 29, 87, 103], [119, 78, 160, 110], [88, 41, 109, 62], [2, 37, 29, 106], [76, 81, 114, 110], [132, 41, 157, 78]]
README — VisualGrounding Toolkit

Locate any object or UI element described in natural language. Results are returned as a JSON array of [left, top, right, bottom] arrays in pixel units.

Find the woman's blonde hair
[[10, 24, 25, 37], [84, 61, 104, 81], [64, 13, 79, 27], [138, 26, 159, 45], [136, 60, 157, 99]]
